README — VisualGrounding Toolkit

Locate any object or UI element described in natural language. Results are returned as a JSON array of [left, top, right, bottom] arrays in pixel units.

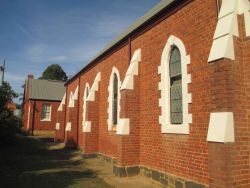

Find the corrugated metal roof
[[66, 0, 175, 84], [29, 79, 66, 101]]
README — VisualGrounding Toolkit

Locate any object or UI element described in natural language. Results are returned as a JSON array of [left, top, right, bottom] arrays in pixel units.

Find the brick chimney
[[24, 74, 34, 102], [28, 75, 34, 79]]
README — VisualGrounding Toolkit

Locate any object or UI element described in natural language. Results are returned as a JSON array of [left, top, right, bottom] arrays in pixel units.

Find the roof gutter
[[65, 0, 193, 86], [28, 98, 62, 102]]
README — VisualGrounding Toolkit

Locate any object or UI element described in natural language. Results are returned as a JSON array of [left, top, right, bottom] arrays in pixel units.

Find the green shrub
[[0, 82, 23, 145]]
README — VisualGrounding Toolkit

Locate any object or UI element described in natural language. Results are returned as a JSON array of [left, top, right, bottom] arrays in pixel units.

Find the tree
[[0, 82, 22, 145], [0, 82, 17, 110], [40, 64, 67, 82]]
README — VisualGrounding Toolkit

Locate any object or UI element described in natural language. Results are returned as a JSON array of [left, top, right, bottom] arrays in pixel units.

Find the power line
[[0, 59, 5, 86]]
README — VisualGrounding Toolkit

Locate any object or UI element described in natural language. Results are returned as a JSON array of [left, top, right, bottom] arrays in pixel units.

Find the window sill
[[112, 125, 117, 132], [161, 123, 189, 135], [40, 119, 51, 122]]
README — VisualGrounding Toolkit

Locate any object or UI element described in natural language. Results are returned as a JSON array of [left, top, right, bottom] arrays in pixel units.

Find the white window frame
[[41, 103, 52, 121], [107, 67, 121, 131], [68, 91, 74, 107], [58, 93, 66, 111], [68, 86, 79, 108], [83, 83, 90, 124], [158, 35, 192, 134]]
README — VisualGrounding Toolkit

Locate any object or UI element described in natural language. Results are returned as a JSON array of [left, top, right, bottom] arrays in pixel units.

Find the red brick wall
[[23, 100, 31, 131], [55, 105, 66, 142], [206, 14, 250, 188], [83, 96, 100, 154], [77, 79, 88, 150], [23, 76, 32, 131], [23, 101, 32, 131], [136, 0, 216, 184], [23, 100, 59, 131], [33, 100, 60, 131], [75, 47, 128, 156], [232, 14, 250, 187], [64, 79, 79, 148], [63, 0, 250, 187], [116, 76, 140, 166]]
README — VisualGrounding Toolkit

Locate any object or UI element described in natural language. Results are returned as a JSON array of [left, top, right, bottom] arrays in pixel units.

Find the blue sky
[[0, 0, 160, 98]]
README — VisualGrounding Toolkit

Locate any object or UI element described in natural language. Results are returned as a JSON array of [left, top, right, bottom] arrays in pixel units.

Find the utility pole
[[0, 59, 5, 86]]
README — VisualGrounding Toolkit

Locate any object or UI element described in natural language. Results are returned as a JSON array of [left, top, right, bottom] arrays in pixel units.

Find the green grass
[[0, 135, 113, 188]]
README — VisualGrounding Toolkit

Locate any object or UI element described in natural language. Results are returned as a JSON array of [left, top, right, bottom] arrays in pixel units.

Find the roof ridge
[[34, 78, 65, 83]]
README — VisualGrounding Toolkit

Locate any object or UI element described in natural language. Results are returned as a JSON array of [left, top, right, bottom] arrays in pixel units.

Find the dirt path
[[48, 136, 163, 188], [0, 134, 163, 188], [0, 135, 111, 188]]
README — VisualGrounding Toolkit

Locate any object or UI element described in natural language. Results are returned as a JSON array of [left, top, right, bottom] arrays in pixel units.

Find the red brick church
[[53, 0, 250, 187]]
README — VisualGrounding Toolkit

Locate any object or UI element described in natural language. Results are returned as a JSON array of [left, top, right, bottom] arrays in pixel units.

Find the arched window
[[86, 87, 89, 96], [112, 73, 118, 125], [68, 92, 74, 107], [107, 67, 121, 131], [158, 35, 192, 134], [169, 47, 182, 124]]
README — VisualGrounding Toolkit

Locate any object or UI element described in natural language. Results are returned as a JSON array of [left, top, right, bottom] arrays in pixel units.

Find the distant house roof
[[7, 102, 16, 111], [29, 79, 65, 101], [66, 0, 179, 85]]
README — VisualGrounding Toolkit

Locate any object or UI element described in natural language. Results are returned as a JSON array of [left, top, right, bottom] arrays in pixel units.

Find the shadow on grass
[[38, 136, 54, 143], [0, 135, 112, 188]]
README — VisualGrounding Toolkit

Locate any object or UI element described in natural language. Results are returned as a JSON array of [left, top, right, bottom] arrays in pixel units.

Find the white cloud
[[16, 23, 35, 40], [25, 44, 47, 63], [48, 56, 67, 62], [5, 72, 25, 82], [67, 40, 107, 62], [93, 14, 134, 37]]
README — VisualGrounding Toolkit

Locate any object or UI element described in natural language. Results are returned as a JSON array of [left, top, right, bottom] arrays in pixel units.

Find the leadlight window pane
[[170, 47, 182, 77], [112, 74, 118, 125], [41, 104, 51, 120], [170, 47, 183, 124], [86, 87, 89, 97]]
